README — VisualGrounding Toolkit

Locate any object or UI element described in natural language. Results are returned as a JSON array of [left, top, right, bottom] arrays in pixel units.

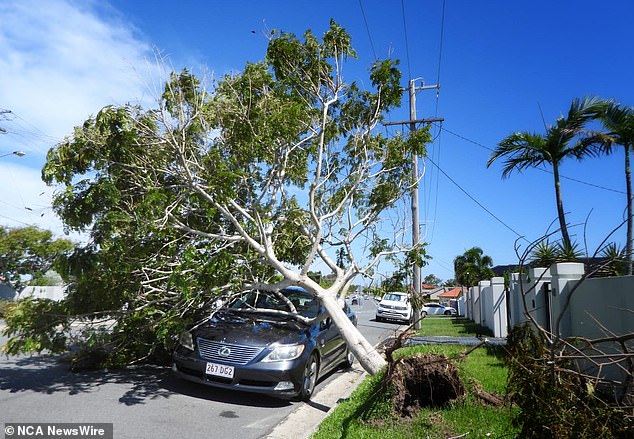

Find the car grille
[[382, 304, 407, 310], [196, 338, 264, 365]]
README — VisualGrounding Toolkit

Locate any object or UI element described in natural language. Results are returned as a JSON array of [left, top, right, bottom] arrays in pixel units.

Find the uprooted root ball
[[388, 353, 465, 417]]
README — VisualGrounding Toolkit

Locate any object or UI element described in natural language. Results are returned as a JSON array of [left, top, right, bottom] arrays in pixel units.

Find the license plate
[[205, 362, 234, 379]]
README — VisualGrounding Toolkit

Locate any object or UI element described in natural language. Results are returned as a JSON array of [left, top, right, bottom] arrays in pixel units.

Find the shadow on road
[[0, 353, 289, 408]]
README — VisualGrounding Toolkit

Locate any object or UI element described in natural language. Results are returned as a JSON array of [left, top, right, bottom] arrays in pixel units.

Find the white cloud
[[0, 162, 84, 241], [0, 0, 157, 148], [0, 0, 160, 239]]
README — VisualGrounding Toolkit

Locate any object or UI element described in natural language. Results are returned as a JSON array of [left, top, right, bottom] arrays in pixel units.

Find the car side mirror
[[319, 317, 332, 331]]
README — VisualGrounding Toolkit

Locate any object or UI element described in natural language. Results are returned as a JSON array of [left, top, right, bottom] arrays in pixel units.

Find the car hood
[[192, 311, 309, 347], [379, 299, 409, 308]]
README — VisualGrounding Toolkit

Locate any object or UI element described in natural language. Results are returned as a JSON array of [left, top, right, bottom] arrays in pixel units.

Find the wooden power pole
[[384, 78, 442, 329]]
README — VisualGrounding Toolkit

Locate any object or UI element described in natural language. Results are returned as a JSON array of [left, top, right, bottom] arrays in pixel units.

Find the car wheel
[[375, 316, 382, 322], [342, 346, 355, 369], [299, 353, 319, 401], [444, 310, 452, 315], [421, 311, 427, 317]]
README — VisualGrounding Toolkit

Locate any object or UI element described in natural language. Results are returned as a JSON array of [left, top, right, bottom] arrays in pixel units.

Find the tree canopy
[[488, 97, 608, 247], [5, 21, 431, 374], [0, 226, 73, 291], [453, 247, 494, 287]]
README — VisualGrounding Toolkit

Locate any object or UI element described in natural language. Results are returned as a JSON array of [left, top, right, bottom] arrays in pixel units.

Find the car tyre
[[342, 347, 355, 369], [375, 316, 382, 322], [299, 353, 319, 401], [444, 310, 452, 315]]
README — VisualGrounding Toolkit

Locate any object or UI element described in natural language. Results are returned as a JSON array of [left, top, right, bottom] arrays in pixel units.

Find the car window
[[228, 289, 320, 318], [383, 293, 407, 302], [287, 292, 320, 318]]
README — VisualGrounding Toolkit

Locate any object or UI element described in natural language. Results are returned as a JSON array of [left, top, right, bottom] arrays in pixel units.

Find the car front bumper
[[375, 308, 411, 322], [172, 347, 307, 399]]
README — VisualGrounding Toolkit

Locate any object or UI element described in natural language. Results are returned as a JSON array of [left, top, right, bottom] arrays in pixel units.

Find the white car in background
[[422, 302, 457, 316], [375, 292, 412, 323]]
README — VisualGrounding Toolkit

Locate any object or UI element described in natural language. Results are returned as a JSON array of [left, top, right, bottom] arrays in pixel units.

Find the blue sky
[[1, 0, 633, 282]]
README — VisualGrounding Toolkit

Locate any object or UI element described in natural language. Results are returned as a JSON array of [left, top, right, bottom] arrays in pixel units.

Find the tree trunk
[[552, 163, 571, 248], [318, 290, 387, 375]]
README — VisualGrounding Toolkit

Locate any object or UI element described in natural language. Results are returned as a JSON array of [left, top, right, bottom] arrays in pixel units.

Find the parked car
[[172, 287, 357, 401], [375, 292, 412, 323], [422, 302, 457, 316]]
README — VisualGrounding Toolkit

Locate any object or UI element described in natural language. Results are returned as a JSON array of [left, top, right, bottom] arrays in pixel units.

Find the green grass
[[312, 318, 518, 439], [417, 316, 493, 337]]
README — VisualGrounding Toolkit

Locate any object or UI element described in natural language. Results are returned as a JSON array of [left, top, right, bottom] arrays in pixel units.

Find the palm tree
[[454, 247, 494, 287], [599, 103, 634, 275], [487, 97, 608, 248]]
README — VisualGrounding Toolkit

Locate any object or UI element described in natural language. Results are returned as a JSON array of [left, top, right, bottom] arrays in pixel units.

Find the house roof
[[421, 283, 438, 290], [437, 287, 463, 299]]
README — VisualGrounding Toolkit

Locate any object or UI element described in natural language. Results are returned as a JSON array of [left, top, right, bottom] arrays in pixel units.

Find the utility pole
[[384, 78, 441, 329]]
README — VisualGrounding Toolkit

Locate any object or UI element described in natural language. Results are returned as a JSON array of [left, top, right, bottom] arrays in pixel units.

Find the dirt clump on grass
[[387, 353, 465, 417]]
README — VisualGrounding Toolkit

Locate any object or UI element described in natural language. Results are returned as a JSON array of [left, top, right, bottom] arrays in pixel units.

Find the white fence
[[466, 263, 634, 392], [465, 262, 634, 340]]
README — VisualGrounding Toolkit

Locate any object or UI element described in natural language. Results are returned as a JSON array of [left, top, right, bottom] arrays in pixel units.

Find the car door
[[427, 304, 442, 315], [314, 308, 344, 369]]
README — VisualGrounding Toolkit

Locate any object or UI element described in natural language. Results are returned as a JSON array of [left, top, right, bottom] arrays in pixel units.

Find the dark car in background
[[172, 287, 357, 401]]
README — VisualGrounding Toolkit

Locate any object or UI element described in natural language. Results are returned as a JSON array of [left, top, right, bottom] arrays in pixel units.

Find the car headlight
[[178, 331, 194, 351], [262, 344, 305, 362]]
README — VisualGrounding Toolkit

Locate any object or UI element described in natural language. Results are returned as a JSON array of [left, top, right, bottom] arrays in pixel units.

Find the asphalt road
[[0, 297, 404, 439]]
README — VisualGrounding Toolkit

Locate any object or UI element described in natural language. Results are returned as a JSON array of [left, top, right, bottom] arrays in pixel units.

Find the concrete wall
[[470, 284, 481, 326], [467, 263, 633, 341], [490, 277, 507, 338], [463, 263, 633, 389], [478, 280, 491, 329]]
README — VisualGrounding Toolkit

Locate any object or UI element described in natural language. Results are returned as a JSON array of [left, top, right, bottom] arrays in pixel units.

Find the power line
[[357, 0, 377, 59], [434, 0, 446, 113], [400, 0, 412, 80], [426, 155, 527, 241], [0, 211, 34, 227], [427, 0, 447, 245], [437, 124, 627, 195]]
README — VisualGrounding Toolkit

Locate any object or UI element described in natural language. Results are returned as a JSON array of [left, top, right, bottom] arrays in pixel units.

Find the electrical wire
[[426, 155, 528, 241], [428, 0, 447, 244], [434, 0, 446, 114], [401, 0, 412, 80], [437, 124, 626, 195], [357, 0, 377, 59]]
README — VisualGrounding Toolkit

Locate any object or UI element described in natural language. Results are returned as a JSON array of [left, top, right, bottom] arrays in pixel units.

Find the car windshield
[[228, 289, 320, 319], [383, 293, 407, 302]]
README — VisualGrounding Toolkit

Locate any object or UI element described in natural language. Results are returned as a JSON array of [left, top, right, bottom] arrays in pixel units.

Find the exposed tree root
[[388, 353, 465, 417]]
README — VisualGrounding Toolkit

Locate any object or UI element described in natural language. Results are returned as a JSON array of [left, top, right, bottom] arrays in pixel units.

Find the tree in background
[[0, 226, 73, 291], [423, 273, 442, 286], [598, 102, 634, 275], [453, 247, 494, 287], [487, 97, 608, 248], [6, 22, 431, 375]]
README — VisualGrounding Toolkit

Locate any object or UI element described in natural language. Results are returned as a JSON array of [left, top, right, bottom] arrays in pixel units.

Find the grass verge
[[312, 317, 518, 439]]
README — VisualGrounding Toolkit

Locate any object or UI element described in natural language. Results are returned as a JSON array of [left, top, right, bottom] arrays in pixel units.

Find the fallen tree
[[4, 21, 431, 375]]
